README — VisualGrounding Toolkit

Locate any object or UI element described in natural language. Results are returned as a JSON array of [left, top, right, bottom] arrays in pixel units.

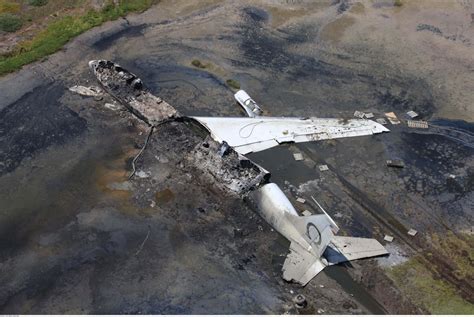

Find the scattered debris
[[385, 112, 401, 124], [318, 164, 329, 172], [384, 235, 394, 242], [407, 229, 418, 236], [354, 110, 365, 118], [376, 118, 388, 125], [302, 210, 312, 216], [136, 170, 149, 178], [296, 197, 306, 204], [319, 284, 324, 288], [150, 200, 156, 208], [448, 174, 456, 179], [234, 90, 262, 117], [293, 153, 304, 161], [317, 308, 325, 314], [406, 110, 419, 119], [69, 85, 102, 97], [218, 141, 230, 157], [407, 120, 428, 129], [293, 294, 307, 309], [386, 159, 405, 168], [364, 112, 374, 119], [104, 102, 121, 111]]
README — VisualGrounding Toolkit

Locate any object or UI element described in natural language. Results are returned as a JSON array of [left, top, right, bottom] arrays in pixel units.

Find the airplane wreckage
[[88, 60, 390, 286]]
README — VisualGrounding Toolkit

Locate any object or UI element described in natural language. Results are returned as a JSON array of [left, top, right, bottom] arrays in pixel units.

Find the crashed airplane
[[89, 60, 389, 286]]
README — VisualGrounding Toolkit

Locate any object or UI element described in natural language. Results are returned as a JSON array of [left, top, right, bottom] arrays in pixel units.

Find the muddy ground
[[0, 0, 473, 314]]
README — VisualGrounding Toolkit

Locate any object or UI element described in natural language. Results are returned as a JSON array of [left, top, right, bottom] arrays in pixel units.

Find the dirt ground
[[0, 0, 473, 314]]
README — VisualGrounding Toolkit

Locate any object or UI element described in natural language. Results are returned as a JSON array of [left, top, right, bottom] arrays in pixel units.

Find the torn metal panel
[[354, 110, 365, 118], [293, 153, 304, 161], [89, 60, 179, 125], [69, 85, 102, 97], [364, 112, 374, 119], [296, 197, 306, 204], [192, 117, 389, 155], [407, 120, 429, 129], [318, 164, 329, 171], [386, 159, 405, 168], [376, 118, 387, 125], [384, 235, 394, 242], [385, 112, 401, 125], [407, 229, 418, 236], [406, 110, 419, 119]]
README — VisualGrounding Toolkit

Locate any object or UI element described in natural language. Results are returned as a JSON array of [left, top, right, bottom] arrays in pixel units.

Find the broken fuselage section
[[89, 60, 389, 286]]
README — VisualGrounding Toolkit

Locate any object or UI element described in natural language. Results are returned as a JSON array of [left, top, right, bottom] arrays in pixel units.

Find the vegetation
[[394, 0, 403, 7], [191, 59, 206, 68], [0, 12, 22, 32], [0, 0, 157, 76], [387, 256, 473, 314], [226, 78, 240, 89], [28, 0, 48, 7], [0, 1, 20, 14]]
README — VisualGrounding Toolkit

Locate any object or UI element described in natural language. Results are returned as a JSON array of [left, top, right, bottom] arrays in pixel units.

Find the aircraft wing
[[282, 241, 327, 286], [192, 117, 389, 155], [324, 236, 388, 265]]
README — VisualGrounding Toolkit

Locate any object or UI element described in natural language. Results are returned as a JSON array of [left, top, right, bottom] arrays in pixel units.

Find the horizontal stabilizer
[[283, 241, 327, 286], [324, 236, 388, 265]]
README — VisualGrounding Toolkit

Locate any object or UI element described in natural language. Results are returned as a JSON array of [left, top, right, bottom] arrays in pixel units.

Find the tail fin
[[287, 213, 335, 258]]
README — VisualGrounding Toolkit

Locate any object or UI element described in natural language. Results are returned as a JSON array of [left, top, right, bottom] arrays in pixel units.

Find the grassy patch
[[394, 0, 403, 7], [0, 0, 157, 76], [430, 232, 473, 280], [387, 257, 473, 314], [28, 0, 48, 7], [226, 78, 240, 89], [0, 12, 22, 32], [0, 1, 20, 14], [191, 59, 206, 69]]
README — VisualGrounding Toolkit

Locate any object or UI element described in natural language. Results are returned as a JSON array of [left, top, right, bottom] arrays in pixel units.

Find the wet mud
[[0, 0, 473, 314]]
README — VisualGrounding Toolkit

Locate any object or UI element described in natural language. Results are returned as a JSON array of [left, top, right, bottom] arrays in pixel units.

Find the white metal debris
[[376, 118, 388, 125], [104, 102, 121, 111], [192, 117, 389, 155], [407, 120, 428, 129], [354, 110, 365, 118], [296, 197, 306, 204], [69, 85, 102, 97], [318, 164, 329, 171], [385, 112, 401, 125], [302, 210, 312, 216], [407, 110, 419, 119], [293, 153, 304, 161], [364, 112, 374, 119], [234, 90, 262, 117], [407, 229, 418, 236], [384, 235, 394, 242]]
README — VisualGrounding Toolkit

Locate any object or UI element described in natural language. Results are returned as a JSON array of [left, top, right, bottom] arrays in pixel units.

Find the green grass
[[191, 59, 206, 68], [0, 12, 22, 32], [387, 257, 474, 314], [0, 0, 156, 76], [28, 0, 48, 7], [0, 1, 20, 14], [226, 78, 240, 89]]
